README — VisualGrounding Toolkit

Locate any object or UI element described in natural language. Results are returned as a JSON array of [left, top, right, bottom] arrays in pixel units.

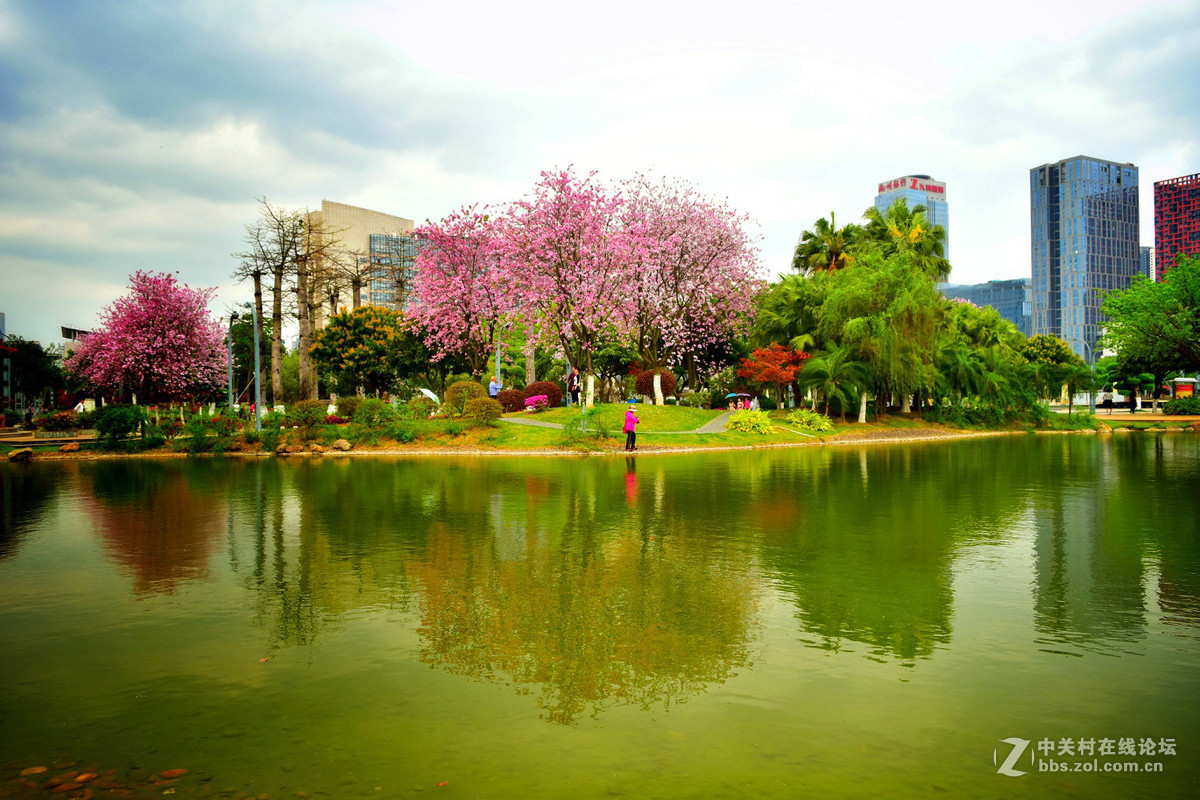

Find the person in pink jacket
[[623, 404, 640, 451]]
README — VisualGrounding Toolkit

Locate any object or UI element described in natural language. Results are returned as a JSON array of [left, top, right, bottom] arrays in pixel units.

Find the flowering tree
[[621, 175, 761, 383], [409, 206, 513, 379], [505, 168, 638, 374], [66, 271, 225, 401], [310, 305, 406, 396], [737, 343, 810, 403]]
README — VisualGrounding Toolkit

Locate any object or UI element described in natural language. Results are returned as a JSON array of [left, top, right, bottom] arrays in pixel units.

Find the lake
[[2, 434, 1198, 798]]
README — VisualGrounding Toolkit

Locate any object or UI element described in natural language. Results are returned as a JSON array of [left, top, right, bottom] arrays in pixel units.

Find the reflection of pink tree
[[67, 271, 225, 401], [622, 175, 762, 374], [505, 168, 640, 373], [410, 206, 513, 379]]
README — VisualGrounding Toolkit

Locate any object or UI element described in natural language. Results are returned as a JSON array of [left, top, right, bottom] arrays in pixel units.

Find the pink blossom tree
[[504, 168, 641, 374], [409, 206, 514, 380], [66, 271, 226, 402], [621, 175, 763, 385]]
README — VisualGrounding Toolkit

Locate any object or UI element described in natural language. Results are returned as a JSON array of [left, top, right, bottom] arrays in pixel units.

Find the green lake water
[[1, 434, 1198, 799]]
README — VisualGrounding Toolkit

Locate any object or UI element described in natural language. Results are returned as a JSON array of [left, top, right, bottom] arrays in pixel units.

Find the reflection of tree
[[1, 463, 62, 561], [413, 525, 757, 724], [80, 461, 226, 596]]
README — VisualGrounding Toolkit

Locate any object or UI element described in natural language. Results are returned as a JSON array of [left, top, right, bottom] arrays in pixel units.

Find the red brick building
[[1153, 172, 1200, 280]]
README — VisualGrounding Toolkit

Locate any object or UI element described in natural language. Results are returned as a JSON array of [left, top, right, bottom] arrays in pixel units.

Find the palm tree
[[861, 199, 951, 281], [798, 345, 870, 421], [792, 213, 861, 275]]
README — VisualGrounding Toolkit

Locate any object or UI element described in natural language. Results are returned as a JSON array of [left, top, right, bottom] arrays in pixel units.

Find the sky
[[1, 0, 1197, 347]]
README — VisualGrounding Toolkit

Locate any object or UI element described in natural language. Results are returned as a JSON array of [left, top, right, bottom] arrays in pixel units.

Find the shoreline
[[10, 422, 1195, 462]]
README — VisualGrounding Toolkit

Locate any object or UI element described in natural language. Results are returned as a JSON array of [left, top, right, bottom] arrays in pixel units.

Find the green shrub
[[464, 396, 503, 425], [35, 410, 81, 431], [1163, 396, 1200, 415], [387, 420, 417, 443], [445, 380, 487, 416], [347, 422, 383, 446], [94, 404, 146, 446], [259, 427, 282, 452], [408, 396, 436, 418], [353, 398, 401, 427], [727, 410, 775, 434], [287, 399, 328, 430], [786, 408, 834, 432], [444, 421, 463, 436], [261, 410, 286, 430], [758, 395, 778, 411], [680, 393, 709, 409], [336, 396, 363, 419]]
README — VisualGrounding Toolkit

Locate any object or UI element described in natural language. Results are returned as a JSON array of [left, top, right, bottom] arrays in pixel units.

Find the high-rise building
[[1029, 156, 1139, 363], [1139, 246, 1155, 280], [0, 312, 10, 411], [875, 174, 948, 258], [307, 200, 421, 315], [939, 279, 1032, 337], [1153, 172, 1200, 280]]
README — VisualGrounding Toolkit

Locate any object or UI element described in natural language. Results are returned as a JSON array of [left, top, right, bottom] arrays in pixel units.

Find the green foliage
[[259, 427, 282, 452], [786, 408, 833, 432], [94, 404, 146, 446], [261, 410, 286, 430], [464, 396, 503, 425], [336, 396, 363, 419], [758, 395, 778, 411], [34, 410, 80, 432], [445, 380, 487, 416], [924, 399, 1050, 429], [727, 410, 775, 434], [287, 399, 328, 430], [310, 306, 406, 396], [793, 212, 859, 274], [680, 392, 710, 409], [408, 395, 436, 418], [1101, 254, 1200, 374], [353, 398, 403, 427], [1163, 396, 1200, 415], [387, 420, 417, 442], [860, 198, 950, 280]]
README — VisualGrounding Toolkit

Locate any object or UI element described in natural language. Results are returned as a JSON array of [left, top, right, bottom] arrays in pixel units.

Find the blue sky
[[1, 0, 1197, 346]]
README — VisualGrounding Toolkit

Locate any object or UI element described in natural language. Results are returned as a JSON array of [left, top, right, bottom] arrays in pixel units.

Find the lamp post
[[1074, 337, 1096, 414], [228, 312, 239, 410]]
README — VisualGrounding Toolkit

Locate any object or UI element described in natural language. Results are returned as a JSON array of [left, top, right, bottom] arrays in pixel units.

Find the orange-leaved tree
[[737, 343, 809, 404]]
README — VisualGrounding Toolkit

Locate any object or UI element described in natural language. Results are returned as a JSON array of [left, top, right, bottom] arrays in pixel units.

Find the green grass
[[522, 402, 723, 432]]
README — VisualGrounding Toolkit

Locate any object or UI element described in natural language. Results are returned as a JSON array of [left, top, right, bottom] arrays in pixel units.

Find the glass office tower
[[1030, 156, 1139, 363], [875, 175, 948, 258]]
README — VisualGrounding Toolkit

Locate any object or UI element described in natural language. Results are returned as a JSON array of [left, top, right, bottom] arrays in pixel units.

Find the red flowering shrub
[[325, 415, 348, 425], [497, 389, 525, 413], [523, 381, 562, 408], [635, 369, 677, 398]]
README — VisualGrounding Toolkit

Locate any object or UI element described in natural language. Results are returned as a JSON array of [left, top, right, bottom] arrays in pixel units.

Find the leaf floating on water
[[437, 781, 449, 787], [259, 657, 270, 663], [159, 769, 188, 779], [19, 766, 48, 776]]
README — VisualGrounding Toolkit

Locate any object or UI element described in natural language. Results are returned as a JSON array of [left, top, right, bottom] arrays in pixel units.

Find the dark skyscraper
[[1030, 156, 1139, 363]]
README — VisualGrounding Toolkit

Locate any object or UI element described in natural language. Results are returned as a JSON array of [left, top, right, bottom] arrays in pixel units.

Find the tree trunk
[[296, 250, 315, 401], [857, 391, 867, 424], [252, 271, 267, 406], [352, 280, 362, 309], [525, 349, 536, 385], [900, 392, 912, 413], [271, 262, 284, 405], [686, 353, 699, 393]]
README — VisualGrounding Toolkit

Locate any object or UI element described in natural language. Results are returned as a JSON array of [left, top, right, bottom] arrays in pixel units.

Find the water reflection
[[1, 463, 61, 560], [78, 461, 228, 595]]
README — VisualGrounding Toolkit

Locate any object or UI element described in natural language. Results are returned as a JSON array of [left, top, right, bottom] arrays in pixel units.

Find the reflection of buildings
[[1030, 155, 1139, 362], [940, 279, 1032, 337], [1029, 442, 1146, 650]]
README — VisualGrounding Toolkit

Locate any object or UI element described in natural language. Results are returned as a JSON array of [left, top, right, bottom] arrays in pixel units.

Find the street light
[[228, 312, 239, 410]]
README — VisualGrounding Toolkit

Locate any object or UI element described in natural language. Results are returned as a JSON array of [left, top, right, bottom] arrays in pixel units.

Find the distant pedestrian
[[1101, 389, 1114, 414], [1129, 386, 1138, 414], [489, 375, 502, 398], [567, 368, 581, 406], [624, 404, 640, 451]]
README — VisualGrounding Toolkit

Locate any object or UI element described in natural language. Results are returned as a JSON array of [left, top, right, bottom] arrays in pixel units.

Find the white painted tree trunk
[[858, 392, 868, 424]]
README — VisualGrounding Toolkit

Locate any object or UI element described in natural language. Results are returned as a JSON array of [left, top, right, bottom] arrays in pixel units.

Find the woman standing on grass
[[624, 403, 640, 451]]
